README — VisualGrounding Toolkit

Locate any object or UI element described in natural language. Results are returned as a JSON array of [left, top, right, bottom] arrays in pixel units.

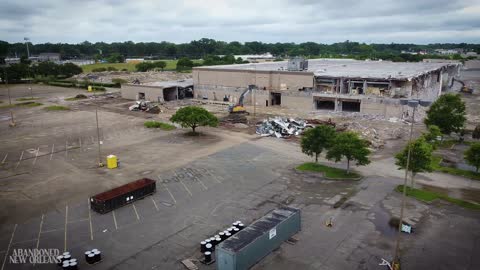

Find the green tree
[[326, 131, 371, 174], [176, 57, 194, 71], [422, 125, 442, 149], [464, 143, 480, 172], [154, 61, 167, 71], [107, 53, 124, 63], [59, 63, 82, 78], [395, 137, 433, 187], [300, 125, 336, 163], [424, 93, 466, 135], [473, 125, 480, 140], [170, 106, 218, 134]]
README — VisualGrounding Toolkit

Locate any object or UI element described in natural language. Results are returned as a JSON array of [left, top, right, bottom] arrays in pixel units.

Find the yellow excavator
[[228, 85, 255, 114], [451, 78, 473, 94]]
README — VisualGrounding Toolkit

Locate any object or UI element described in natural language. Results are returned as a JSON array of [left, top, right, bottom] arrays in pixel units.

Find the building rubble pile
[[256, 117, 313, 138], [337, 121, 407, 148]]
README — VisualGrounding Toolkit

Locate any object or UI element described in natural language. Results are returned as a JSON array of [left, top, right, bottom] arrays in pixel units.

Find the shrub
[[112, 78, 128, 84], [144, 121, 176, 130], [107, 66, 118, 71], [92, 67, 107, 72], [45, 105, 70, 111]]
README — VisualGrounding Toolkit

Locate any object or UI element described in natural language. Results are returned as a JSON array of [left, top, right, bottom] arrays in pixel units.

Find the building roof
[[194, 59, 460, 81], [143, 79, 193, 88]]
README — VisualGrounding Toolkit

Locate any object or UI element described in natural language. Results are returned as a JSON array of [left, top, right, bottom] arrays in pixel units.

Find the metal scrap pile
[[256, 117, 312, 138]]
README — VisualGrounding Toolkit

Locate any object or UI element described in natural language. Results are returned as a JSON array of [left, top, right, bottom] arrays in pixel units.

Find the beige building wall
[[193, 69, 314, 92], [121, 84, 165, 102]]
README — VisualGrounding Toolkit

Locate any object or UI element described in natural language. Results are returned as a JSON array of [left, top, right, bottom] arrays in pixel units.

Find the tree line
[[1, 61, 82, 82], [1, 39, 479, 61]]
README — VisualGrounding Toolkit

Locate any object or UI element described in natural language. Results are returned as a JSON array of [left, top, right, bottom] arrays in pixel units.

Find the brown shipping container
[[90, 178, 156, 214]]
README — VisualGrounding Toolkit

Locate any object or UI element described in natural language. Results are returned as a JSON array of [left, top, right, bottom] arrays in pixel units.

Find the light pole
[[392, 98, 431, 269], [24, 37, 30, 58], [88, 75, 103, 167], [3, 67, 15, 127]]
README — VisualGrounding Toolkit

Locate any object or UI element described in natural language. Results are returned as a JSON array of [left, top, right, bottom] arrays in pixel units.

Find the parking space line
[[64, 205, 68, 252], [68, 218, 89, 224], [158, 175, 177, 204], [40, 228, 63, 234], [195, 175, 208, 190], [176, 174, 193, 197], [88, 199, 93, 241], [1, 154, 7, 164], [50, 144, 54, 160], [151, 197, 159, 211], [132, 204, 140, 220], [1, 224, 17, 270], [36, 214, 44, 249], [112, 211, 118, 230], [32, 147, 40, 166], [14, 151, 24, 170]]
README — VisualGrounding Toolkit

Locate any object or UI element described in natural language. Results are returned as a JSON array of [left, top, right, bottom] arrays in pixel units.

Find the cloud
[[0, 0, 478, 44]]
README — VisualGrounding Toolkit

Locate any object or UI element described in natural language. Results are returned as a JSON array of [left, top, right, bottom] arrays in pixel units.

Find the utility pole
[[392, 99, 431, 270], [92, 78, 103, 167], [4, 67, 15, 127], [253, 64, 256, 120], [24, 37, 30, 58]]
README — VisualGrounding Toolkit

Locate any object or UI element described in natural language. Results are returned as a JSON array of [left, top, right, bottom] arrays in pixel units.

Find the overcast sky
[[1, 0, 479, 44]]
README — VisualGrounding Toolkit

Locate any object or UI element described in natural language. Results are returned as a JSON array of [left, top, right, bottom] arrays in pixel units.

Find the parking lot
[[1, 85, 479, 270]]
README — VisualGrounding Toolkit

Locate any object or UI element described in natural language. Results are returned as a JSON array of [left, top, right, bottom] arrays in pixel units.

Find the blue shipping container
[[216, 206, 301, 270]]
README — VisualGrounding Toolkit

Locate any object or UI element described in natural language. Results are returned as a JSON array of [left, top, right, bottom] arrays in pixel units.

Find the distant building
[[435, 49, 462, 55], [126, 58, 145, 64], [38, 53, 61, 62], [231, 53, 276, 63], [4, 58, 20, 65]]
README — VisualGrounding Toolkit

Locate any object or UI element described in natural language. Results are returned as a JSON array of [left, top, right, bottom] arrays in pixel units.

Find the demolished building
[[193, 59, 460, 117]]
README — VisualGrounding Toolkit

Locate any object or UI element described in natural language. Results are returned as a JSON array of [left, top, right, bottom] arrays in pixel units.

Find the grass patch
[[65, 94, 88, 101], [431, 155, 480, 180], [81, 60, 203, 73], [45, 105, 70, 111], [144, 121, 176, 130], [16, 97, 39, 101], [1, 102, 43, 109], [296, 162, 361, 179], [395, 185, 480, 210]]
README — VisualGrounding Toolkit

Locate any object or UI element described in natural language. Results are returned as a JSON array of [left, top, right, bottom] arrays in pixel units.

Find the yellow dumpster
[[106, 155, 118, 169], [88, 85, 92, 92]]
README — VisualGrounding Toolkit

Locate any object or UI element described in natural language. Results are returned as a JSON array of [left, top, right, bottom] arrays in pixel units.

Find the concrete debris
[[129, 100, 160, 113], [256, 117, 313, 138]]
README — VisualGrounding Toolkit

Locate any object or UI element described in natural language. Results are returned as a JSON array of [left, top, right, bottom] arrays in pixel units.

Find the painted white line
[[36, 214, 44, 249], [132, 204, 140, 220], [14, 151, 24, 170], [65, 141, 68, 158], [88, 199, 93, 241], [112, 211, 118, 230], [64, 205, 68, 252], [1, 154, 7, 164], [175, 173, 193, 197], [32, 147, 40, 166], [195, 174, 208, 190], [50, 144, 55, 160], [1, 224, 17, 270], [151, 197, 159, 211], [33, 214, 44, 267], [158, 175, 177, 205]]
